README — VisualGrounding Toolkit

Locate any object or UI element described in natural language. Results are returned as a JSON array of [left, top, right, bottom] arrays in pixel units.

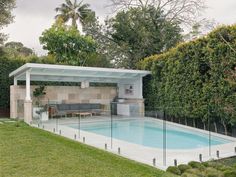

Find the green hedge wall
[[0, 57, 24, 109], [140, 25, 236, 127]]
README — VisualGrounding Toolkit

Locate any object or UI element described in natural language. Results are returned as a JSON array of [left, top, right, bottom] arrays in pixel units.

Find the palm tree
[[55, 0, 91, 29]]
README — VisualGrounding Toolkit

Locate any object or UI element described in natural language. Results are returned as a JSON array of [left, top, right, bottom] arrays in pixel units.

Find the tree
[[39, 19, 97, 66], [184, 19, 216, 41], [3, 42, 34, 58], [109, 0, 205, 26], [82, 10, 114, 67], [106, 6, 182, 69], [0, 0, 16, 45], [55, 0, 92, 30]]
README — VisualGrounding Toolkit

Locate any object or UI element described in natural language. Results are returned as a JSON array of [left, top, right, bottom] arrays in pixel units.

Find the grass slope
[[0, 121, 175, 177]]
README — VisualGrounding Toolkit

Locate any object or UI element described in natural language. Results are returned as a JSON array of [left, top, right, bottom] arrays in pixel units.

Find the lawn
[[0, 120, 175, 177]]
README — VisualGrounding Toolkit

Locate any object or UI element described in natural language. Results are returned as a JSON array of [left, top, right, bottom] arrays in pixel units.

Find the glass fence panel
[[29, 102, 236, 169]]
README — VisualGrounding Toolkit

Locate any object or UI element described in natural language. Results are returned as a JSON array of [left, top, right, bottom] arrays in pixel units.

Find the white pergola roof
[[9, 63, 150, 83]]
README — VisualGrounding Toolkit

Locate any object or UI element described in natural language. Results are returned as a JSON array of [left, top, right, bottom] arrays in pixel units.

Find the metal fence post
[[163, 110, 166, 166], [216, 150, 219, 158], [110, 102, 113, 149], [153, 158, 156, 166], [174, 159, 177, 166], [199, 154, 202, 162]]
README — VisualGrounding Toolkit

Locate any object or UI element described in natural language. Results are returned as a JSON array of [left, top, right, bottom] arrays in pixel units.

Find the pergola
[[9, 63, 150, 123]]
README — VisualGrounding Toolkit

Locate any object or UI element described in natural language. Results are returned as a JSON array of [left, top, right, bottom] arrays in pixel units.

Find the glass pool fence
[[32, 102, 236, 168]]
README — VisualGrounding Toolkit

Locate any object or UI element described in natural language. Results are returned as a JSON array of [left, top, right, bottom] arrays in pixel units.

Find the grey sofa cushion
[[91, 104, 101, 109], [56, 103, 101, 112], [70, 104, 80, 111], [57, 104, 70, 111]]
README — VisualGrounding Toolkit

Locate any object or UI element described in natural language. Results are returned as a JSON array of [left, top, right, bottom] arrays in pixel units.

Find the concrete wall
[[10, 85, 117, 119]]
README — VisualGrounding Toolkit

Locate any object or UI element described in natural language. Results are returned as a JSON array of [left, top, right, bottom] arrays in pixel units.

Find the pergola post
[[10, 82, 18, 119], [14, 77, 18, 86], [24, 70, 32, 124], [25, 70, 31, 101]]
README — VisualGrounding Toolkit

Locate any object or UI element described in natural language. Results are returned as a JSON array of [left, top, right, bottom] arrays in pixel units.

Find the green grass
[[0, 120, 175, 177]]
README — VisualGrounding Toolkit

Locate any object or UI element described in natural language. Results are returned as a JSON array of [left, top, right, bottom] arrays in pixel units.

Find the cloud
[[205, 0, 236, 24], [2, 0, 236, 55]]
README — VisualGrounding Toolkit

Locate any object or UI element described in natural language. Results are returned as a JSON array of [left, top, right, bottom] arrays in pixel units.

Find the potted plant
[[33, 86, 48, 121], [35, 104, 49, 121]]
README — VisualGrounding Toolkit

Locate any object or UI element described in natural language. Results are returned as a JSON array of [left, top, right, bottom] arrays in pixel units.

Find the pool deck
[[32, 116, 236, 170]]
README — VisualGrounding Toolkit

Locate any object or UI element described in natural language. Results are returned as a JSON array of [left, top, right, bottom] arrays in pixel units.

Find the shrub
[[223, 169, 236, 177], [202, 162, 210, 167], [181, 172, 199, 177], [205, 167, 222, 177], [166, 166, 181, 175], [232, 164, 236, 169], [178, 164, 192, 173], [182, 168, 203, 177], [188, 161, 205, 170], [217, 165, 233, 172]]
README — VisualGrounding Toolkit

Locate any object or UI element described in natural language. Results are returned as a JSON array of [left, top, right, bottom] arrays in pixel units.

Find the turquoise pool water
[[69, 118, 231, 149]]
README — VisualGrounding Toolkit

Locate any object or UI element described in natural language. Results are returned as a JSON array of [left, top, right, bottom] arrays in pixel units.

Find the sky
[[2, 0, 236, 56]]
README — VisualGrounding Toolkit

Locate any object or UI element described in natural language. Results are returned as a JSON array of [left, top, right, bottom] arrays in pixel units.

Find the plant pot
[[41, 111, 49, 121], [33, 107, 42, 119], [33, 107, 49, 121]]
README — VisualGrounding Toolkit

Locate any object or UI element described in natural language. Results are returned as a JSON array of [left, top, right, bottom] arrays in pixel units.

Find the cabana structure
[[9, 63, 150, 123]]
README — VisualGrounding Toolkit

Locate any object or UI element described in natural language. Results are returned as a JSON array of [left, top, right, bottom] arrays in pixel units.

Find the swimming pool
[[68, 118, 232, 149]]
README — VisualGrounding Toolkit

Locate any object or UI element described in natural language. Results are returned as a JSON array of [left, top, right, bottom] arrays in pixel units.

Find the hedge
[[140, 25, 236, 132], [0, 57, 24, 109]]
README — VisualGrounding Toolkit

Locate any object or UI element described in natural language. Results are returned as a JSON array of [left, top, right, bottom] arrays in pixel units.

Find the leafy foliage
[[0, 0, 15, 45], [0, 57, 24, 109], [40, 19, 97, 66], [106, 6, 182, 69], [55, 0, 92, 30], [33, 86, 46, 106], [82, 11, 114, 67], [140, 25, 236, 130], [3, 42, 34, 58], [0, 45, 55, 110], [166, 166, 181, 175], [167, 159, 236, 177]]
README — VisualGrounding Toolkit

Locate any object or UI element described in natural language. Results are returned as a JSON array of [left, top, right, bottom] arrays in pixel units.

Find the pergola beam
[[18, 75, 124, 83], [28, 71, 138, 80]]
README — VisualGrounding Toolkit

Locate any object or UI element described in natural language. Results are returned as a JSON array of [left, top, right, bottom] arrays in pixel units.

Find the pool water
[[69, 118, 231, 149]]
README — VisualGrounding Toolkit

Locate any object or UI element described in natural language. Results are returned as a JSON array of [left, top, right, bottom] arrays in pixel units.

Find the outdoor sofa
[[52, 103, 102, 118]]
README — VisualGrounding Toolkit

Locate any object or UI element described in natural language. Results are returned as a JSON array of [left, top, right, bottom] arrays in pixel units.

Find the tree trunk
[[213, 122, 218, 133], [72, 18, 78, 29], [193, 119, 196, 127], [203, 122, 206, 130], [222, 121, 228, 135], [185, 117, 187, 126]]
